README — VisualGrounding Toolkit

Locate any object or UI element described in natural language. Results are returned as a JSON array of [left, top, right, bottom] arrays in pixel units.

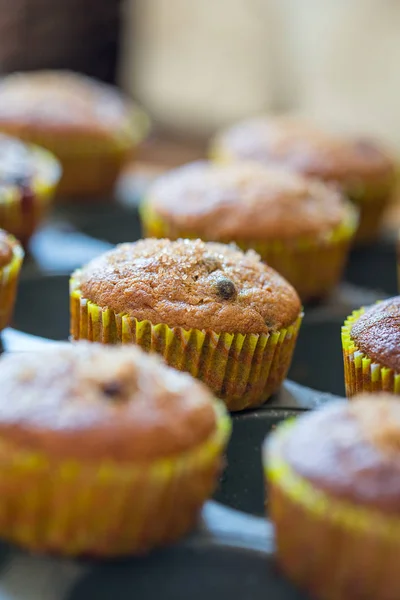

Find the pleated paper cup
[[264, 422, 400, 600], [0, 237, 24, 331], [70, 279, 302, 412], [0, 401, 230, 557], [342, 307, 400, 398], [140, 201, 358, 303]]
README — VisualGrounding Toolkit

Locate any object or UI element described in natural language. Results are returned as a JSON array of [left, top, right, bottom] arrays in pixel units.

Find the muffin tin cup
[[139, 202, 358, 302], [0, 240, 24, 331], [0, 402, 230, 557], [264, 423, 400, 600], [342, 307, 400, 397], [70, 281, 303, 411]]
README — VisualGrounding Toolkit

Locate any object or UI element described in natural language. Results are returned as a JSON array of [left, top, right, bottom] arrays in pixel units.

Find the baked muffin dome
[[71, 239, 302, 411], [265, 395, 400, 600], [0, 133, 60, 245], [0, 71, 148, 197], [74, 238, 301, 335], [211, 116, 395, 242], [0, 342, 230, 555], [143, 161, 349, 241], [342, 296, 400, 397], [141, 162, 357, 301]]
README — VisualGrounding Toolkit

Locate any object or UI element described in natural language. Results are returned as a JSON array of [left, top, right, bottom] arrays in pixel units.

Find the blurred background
[[3, 0, 400, 162]]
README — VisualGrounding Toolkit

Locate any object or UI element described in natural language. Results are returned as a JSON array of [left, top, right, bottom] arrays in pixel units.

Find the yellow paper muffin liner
[[0, 147, 61, 246], [1, 108, 150, 198], [0, 401, 230, 556], [140, 201, 358, 303], [264, 423, 400, 600], [341, 306, 400, 398], [0, 239, 24, 331], [70, 280, 302, 411]]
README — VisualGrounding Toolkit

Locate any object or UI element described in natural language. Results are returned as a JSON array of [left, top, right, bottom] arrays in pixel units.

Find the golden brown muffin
[[0, 341, 230, 555], [0, 229, 23, 330], [70, 238, 302, 410], [140, 161, 357, 300], [0, 133, 60, 246], [265, 394, 400, 600], [0, 71, 148, 198], [342, 296, 400, 397], [211, 116, 395, 242]]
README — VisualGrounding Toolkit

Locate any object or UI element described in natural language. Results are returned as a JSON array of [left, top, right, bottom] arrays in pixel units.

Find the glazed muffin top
[[0, 71, 147, 147], [0, 133, 60, 188], [0, 342, 223, 462], [351, 297, 400, 371], [0, 230, 21, 268], [212, 116, 395, 191], [73, 238, 301, 334], [146, 161, 351, 241], [269, 395, 400, 512]]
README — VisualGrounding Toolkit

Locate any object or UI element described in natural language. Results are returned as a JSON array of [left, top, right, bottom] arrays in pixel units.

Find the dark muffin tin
[[3, 199, 397, 599]]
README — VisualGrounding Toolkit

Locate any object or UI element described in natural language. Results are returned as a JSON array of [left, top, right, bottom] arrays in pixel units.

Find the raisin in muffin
[[70, 238, 302, 411]]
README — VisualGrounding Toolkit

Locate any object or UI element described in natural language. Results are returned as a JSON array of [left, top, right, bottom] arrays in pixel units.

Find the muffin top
[[351, 297, 400, 372], [273, 395, 400, 512], [213, 116, 395, 190], [73, 238, 301, 334], [0, 71, 147, 146], [146, 161, 350, 241], [0, 342, 221, 462], [0, 133, 60, 188], [0, 230, 20, 268]]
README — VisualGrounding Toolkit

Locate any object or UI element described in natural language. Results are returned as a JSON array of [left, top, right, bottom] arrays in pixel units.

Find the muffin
[[211, 116, 396, 243], [70, 238, 302, 411], [0, 342, 230, 556], [0, 71, 149, 198], [0, 230, 24, 330], [265, 394, 400, 600], [140, 161, 357, 301], [342, 296, 400, 397], [0, 134, 60, 246]]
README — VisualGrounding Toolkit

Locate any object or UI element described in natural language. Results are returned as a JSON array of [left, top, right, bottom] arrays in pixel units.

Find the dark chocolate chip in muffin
[[102, 380, 123, 399]]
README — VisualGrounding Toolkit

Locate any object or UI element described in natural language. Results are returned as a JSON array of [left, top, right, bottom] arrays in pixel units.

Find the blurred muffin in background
[[211, 116, 396, 243], [0, 342, 230, 556], [0, 230, 23, 331], [70, 238, 302, 411], [0, 71, 149, 199], [265, 394, 400, 600], [342, 296, 400, 397], [0, 134, 60, 246], [140, 161, 357, 302]]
